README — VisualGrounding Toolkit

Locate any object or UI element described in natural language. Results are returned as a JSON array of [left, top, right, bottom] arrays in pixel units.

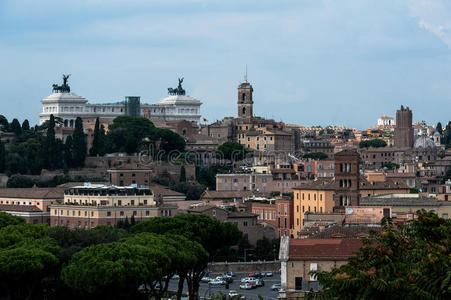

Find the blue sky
[[1, 0, 451, 129]]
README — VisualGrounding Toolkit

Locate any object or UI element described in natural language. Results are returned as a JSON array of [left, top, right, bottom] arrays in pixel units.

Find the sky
[[1, 0, 451, 129]]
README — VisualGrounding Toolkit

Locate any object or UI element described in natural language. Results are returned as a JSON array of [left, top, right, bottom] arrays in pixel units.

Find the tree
[[107, 116, 155, 154], [309, 211, 451, 300], [90, 117, 101, 156], [0, 237, 60, 300], [436, 122, 443, 134], [21, 119, 30, 132], [0, 141, 5, 173], [5, 153, 28, 175], [10, 118, 22, 136], [0, 212, 25, 229], [0, 115, 8, 131], [6, 174, 34, 188], [61, 241, 166, 299], [381, 162, 400, 170], [131, 214, 241, 299], [64, 136, 73, 168], [72, 117, 86, 168], [42, 114, 57, 170], [179, 165, 186, 182], [303, 152, 328, 160], [359, 139, 387, 148], [216, 142, 247, 161]]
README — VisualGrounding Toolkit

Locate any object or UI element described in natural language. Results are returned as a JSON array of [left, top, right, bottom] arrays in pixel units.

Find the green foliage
[[180, 165, 186, 182], [43, 114, 57, 170], [0, 115, 9, 131], [196, 164, 233, 190], [0, 212, 25, 229], [72, 117, 86, 168], [216, 142, 247, 161], [308, 211, 451, 300], [410, 188, 419, 193], [89, 117, 106, 156], [436, 122, 443, 134], [7, 174, 34, 188], [381, 162, 400, 170], [106, 116, 155, 154], [303, 152, 328, 160], [359, 139, 387, 148], [21, 119, 30, 132], [10, 118, 22, 136]]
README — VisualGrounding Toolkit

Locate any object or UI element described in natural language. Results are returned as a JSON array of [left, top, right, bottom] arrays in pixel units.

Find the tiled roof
[[0, 188, 64, 199], [148, 183, 186, 197], [289, 238, 363, 260], [293, 179, 335, 191], [201, 190, 255, 199], [0, 204, 43, 212], [334, 149, 360, 156], [228, 211, 257, 218], [360, 178, 409, 190]]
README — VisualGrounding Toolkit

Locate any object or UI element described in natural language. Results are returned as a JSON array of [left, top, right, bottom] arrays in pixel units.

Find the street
[[168, 273, 281, 300]]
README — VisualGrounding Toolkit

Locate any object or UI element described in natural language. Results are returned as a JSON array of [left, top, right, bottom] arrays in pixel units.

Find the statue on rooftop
[[52, 74, 71, 93], [168, 77, 186, 95]]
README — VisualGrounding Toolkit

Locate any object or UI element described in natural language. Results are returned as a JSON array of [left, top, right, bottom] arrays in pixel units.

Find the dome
[[41, 92, 88, 104], [157, 94, 201, 105], [414, 136, 435, 148]]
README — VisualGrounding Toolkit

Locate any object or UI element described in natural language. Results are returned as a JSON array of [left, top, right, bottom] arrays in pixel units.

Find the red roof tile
[[289, 238, 362, 260]]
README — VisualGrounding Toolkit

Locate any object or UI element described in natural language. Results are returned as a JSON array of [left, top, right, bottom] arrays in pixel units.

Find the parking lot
[[168, 272, 281, 300]]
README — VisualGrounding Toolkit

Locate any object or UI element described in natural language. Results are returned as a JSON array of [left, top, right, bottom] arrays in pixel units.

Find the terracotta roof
[[0, 204, 43, 212], [201, 190, 255, 200], [148, 183, 186, 198], [0, 188, 64, 199], [293, 179, 335, 191], [289, 238, 363, 260], [187, 205, 223, 213], [228, 211, 258, 218], [360, 178, 409, 190], [334, 149, 360, 156]]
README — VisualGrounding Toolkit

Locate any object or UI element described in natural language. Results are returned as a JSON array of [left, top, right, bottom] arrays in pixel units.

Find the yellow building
[[293, 180, 335, 237], [50, 184, 159, 229]]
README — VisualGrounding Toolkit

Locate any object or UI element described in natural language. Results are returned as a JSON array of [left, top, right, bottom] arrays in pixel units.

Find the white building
[[144, 94, 202, 123], [377, 115, 395, 126], [39, 78, 202, 127]]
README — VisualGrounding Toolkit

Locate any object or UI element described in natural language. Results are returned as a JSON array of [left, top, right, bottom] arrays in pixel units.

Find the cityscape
[[1, 1, 451, 300]]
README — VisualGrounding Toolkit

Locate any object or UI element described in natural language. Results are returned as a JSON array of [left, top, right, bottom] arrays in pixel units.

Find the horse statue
[[52, 74, 71, 93], [167, 77, 186, 95]]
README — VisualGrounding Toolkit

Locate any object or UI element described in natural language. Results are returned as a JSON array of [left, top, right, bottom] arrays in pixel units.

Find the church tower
[[237, 73, 253, 119]]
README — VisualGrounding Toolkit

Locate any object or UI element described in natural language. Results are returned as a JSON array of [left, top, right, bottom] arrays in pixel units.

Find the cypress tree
[[10, 118, 22, 136], [43, 115, 57, 170], [180, 165, 186, 182], [436, 122, 443, 134], [90, 117, 100, 156], [64, 136, 73, 169], [99, 124, 106, 155], [72, 117, 87, 168], [21, 119, 30, 132]]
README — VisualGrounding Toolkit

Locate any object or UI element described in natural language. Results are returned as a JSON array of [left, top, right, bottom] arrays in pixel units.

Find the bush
[[7, 175, 35, 188]]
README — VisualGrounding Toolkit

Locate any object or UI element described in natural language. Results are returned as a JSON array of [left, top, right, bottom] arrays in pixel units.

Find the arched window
[[242, 93, 246, 101], [242, 107, 246, 116]]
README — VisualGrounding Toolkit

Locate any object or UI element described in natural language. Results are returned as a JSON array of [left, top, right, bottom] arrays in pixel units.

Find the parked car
[[201, 276, 213, 283], [226, 271, 236, 277], [249, 272, 263, 278], [209, 279, 226, 286], [255, 279, 265, 287], [239, 283, 252, 290], [218, 275, 233, 283], [228, 290, 239, 297], [240, 277, 253, 283], [271, 283, 281, 291], [260, 272, 266, 277], [266, 272, 273, 277]]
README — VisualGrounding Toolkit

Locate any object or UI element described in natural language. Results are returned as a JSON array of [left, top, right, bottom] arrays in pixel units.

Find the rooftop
[[0, 187, 65, 199], [289, 238, 363, 260]]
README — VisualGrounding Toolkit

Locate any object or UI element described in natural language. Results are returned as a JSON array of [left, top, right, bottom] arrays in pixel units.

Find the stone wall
[[207, 260, 280, 274]]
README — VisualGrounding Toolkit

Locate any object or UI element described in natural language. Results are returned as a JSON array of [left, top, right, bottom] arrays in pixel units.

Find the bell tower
[[237, 72, 253, 119]]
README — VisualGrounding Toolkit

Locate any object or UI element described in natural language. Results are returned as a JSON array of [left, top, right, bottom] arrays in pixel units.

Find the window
[[146, 211, 150, 216], [131, 200, 135, 205], [243, 221, 248, 227], [144, 200, 147, 205], [120, 211, 124, 217], [310, 263, 318, 281], [212, 209, 216, 217]]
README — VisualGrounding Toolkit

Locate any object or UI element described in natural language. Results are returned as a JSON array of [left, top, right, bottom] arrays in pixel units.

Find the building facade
[[49, 184, 157, 229]]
